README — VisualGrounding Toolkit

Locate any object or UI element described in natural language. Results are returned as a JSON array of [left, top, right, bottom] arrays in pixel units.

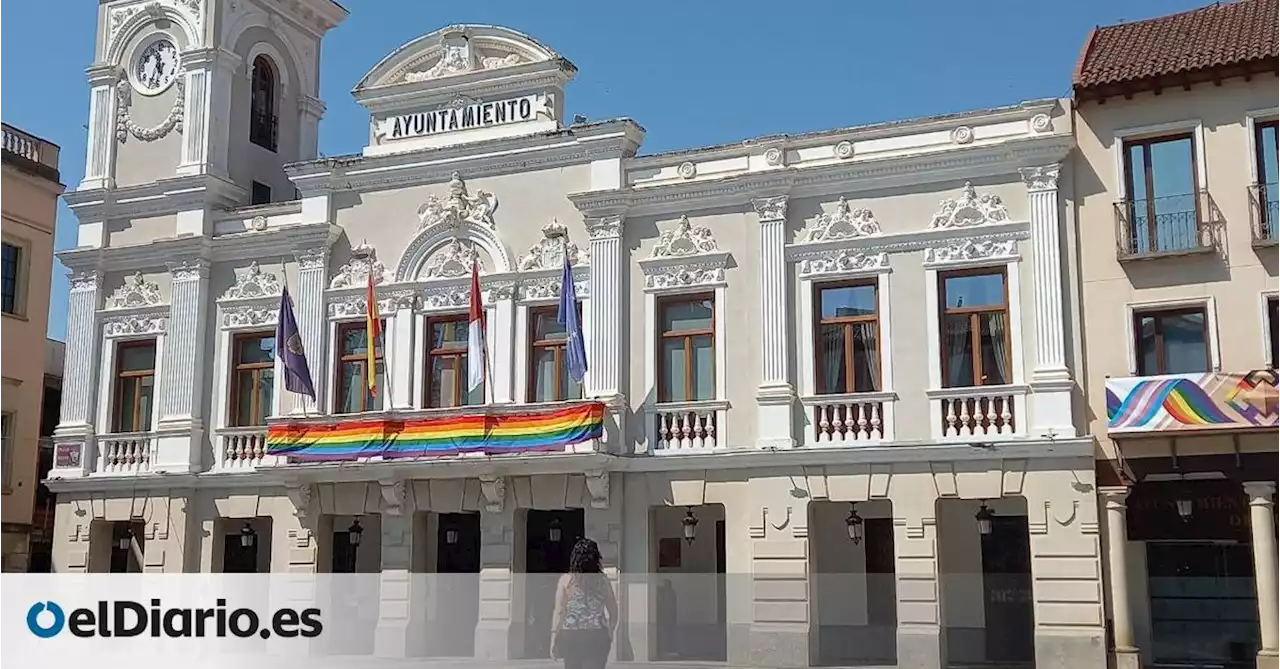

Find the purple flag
[[275, 284, 316, 400]]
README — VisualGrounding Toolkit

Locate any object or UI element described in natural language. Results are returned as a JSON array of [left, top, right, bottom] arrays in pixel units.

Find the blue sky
[[2, 0, 1208, 341]]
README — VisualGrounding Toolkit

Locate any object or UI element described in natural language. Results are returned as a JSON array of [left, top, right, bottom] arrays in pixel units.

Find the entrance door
[[980, 515, 1034, 663], [332, 531, 357, 573], [222, 534, 258, 573], [1147, 541, 1259, 667], [437, 513, 481, 657], [524, 509, 585, 658]]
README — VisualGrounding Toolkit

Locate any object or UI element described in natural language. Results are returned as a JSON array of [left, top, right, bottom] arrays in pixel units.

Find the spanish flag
[[365, 274, 381, 397]]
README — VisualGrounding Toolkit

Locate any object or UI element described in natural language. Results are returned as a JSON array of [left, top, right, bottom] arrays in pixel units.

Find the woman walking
[[550, 537, 618, 669]]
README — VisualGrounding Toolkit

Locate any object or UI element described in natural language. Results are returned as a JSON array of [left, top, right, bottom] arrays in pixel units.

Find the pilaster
[[298, 94, 326, 162], [752, 196, 796, 449], [81, 65, 117, 191], [292, 249, 329, 414], [374, 511, 429, 658], [1244, 481, 1279, 669], [891, 479, 946, 669], [1100, 486, 1142, 669], [475, 505, 515, 660], [586, 215, 625, 400], [153, 259, 209, 473], [176, 48, 238, 178], [1020, 164, 1074, 436], [737, 477, 810, 668], [52, 272, 103, 477], [388, 307, 415, 410], [491, 298, 515, 403]]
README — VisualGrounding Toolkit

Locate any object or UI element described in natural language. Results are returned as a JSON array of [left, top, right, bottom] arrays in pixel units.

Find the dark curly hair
[[568, 537, 602, 574]]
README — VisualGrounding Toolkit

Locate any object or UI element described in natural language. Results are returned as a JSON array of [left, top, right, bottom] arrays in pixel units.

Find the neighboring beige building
[[49, 3, 1107, 669], [1, 123, 64, 571], [1070, 1, 1279, 669]]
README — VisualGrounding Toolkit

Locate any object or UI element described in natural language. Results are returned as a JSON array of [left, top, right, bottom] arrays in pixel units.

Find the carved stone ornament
[[479, 475, 506, 513], [417, 172, 499, 230], [1030, 113, 1052, 133], [1019, 164, 1061, 192], [328, 289, 416, 318], [108, 0, 203, 47], [644, 259, 727, 290], [294, 249, 327, 271], [805, 197, 882, 241], [585, 470, 609, 510], [116, 73, 186, 143], [70, 271, 101, 292], [929, 182, 1009, 229], [834, 141, 854, 159], [286, 483, 314, 521], [951, 126, 974, 145], [420, 284, 471, 310], [330, 242, 390, 289], [651, 216, 719, 258], [518, 272, 589, 302], [402, 30, 523, 82], [103, 312, 167, 338], [423, 239, 479, 279], [222, 304, 277, 328], [106, 272, 163, 309], [764, 147, 784, 167], [380, 480, 407, 516], [677, 162, 697, 179], [923, 237, 1019, 266], [519, 220, 589, 270], [222, 262, 282, 300], [798, 250, 890, 278], [587, 215, 624, 240], [752, 196, 787, 222]]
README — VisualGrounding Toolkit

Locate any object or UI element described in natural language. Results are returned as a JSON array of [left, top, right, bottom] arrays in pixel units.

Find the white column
[[1020, 164, 1075, 436], [751, 196, 796, 449], [80, 66, 117, 190], [586, 215, 625, 399], [475, 505, 515, 660], [298, 95, 326, 162], [1244, 481, 1279, 666], [293, 249, 329, 414], [1100, 487, 1141, 669], [388, 307, 415, 410], [893, 480, 946, 669], [155, 259, 210, 472], [490, 297, 515, 403], [374, 510, 428, 658], [51, 271, 102, 476]]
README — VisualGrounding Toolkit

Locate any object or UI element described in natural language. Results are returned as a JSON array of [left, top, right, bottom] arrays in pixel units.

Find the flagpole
[[281, 255, 306, 419], [483, 298, 495, 407]]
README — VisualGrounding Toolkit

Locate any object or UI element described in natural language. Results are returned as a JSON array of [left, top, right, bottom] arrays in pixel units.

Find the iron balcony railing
[[1249, 183, 1279, 247], [249, 111, 279, 152], [1115, 190, 1216, 261]]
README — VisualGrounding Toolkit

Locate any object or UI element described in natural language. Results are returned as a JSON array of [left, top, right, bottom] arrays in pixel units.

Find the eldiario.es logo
[[26, 599, 322, 639]]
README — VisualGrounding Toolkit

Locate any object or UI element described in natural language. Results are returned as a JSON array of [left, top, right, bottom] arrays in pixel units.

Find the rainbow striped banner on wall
[[266, 402, 605, 461], [1106, 370, 1278, 434]]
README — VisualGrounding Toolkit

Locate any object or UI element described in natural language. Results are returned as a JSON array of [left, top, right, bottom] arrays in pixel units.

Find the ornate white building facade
[[49, 3, 1104, 668]]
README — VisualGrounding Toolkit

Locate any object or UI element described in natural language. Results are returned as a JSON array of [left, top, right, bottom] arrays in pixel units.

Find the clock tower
[[79, 0, 346, 219]]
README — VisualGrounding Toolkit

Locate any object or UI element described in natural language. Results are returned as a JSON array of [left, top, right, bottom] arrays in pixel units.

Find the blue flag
[[276, 284, 316, 400], [558, 251, 588, 383]]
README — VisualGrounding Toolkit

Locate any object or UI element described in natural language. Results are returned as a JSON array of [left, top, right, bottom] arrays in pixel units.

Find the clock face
[[134, 38, 179, 93]]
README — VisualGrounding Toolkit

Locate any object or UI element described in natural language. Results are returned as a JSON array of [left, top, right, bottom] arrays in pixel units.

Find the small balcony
[[1, 123, 60, 183], [1249, 183, 1279, 248], [645, 400, 728, 454], [216, 426, 279, 471], [1115, 190, 1217, 261], [800, 392, 897, 446], [1106, 370, 1278, 436], [928, 385, 1029, 440], [96, 432, 155, 474]]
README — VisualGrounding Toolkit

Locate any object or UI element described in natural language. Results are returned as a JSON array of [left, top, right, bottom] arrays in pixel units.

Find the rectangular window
[[1122, 133, 1201, 254], [229, 332, 276, 426], [940, 269, 1011, 388], [250, 181, 272, 206], [1256, 120, 1279, 240], [1268, 297, 1278, 370], [426, 315, 484, 408], [112, 341, 157, 432], [2, 242, 22, 315], [1, 412, 13, 491], [658, 295, 715, 402], [1134, 307, 1210, 376], [335, 321, 385, 414], [814, 282, 881, 394], [528, 305, 584, 403]]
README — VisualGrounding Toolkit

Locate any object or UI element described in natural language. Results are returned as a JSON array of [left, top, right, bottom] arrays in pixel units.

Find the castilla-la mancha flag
[[467, 259, 485, 394]]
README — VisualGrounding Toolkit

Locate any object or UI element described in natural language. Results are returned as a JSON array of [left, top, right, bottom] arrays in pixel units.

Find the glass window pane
[[1126, 144, 1149, 202], [661, 299, 713, 333], [237, 335, 276, 364], [118, 380, 138, 432], [691, 335, 714, 401], [341, 326, 367, 356], [1138, 316, 1159, 376], [851, 322, 881, 392], [531, 348, 558, 402], [979, 313, 1011, 386], [431, 356, 459, 407], [562, 368, 583, 401], [138, 376, 154, 430], [943, 314, 975, 387], [119, 344, 156, 372], [339, 362, 362, 413], [466, 379, 485, 406], [534, 311, 568, 342], [817, 323, 848, 394], [234, 372, 257, 426], [432, 319, 468, 350], [820, 285, 876, 319], [661, 338, 688, 402], [1260, 124, 1279, 185], [942, 273, 1005, 309], [1148, 137, 1196, 199], [1161, 312, 1208, 374], [362, 362, 386, 411], [258, 369, 274, 423]]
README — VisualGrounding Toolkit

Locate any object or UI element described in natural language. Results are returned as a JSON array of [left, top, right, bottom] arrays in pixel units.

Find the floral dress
[[560, 577, 608, 630]]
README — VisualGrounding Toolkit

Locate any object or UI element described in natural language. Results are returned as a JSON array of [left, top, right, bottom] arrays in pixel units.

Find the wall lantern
[[682, 507, 700, 544], [116, 527, 133, 551], [846, 503, 864, 544], [445, 528, 459, 545], [1176, 498, 1194, 521], [239, 521, 257, 548], [548, 518, 562, 543], [975, 501, 995, 536], [348, 518, 364, 547]]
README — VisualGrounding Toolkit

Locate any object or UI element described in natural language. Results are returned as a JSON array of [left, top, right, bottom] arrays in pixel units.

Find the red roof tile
[[1073, 0, 1279, 98]]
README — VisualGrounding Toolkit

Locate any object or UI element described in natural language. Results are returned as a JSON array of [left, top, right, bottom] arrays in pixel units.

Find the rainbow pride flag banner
[[267, 402, 606, 461], [1106, 371, 1278, 434]]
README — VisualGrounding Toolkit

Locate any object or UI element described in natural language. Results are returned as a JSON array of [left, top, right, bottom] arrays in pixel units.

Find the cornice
[[64, 174, 245, 221], [355, 66, 574, 115], [57, 223, 342, 273], [571, 135, 1073, 218], [786, 220, 1031, 261]]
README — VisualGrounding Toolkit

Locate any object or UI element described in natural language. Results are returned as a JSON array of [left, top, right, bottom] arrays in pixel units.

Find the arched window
[[249, 55, 278, 152]]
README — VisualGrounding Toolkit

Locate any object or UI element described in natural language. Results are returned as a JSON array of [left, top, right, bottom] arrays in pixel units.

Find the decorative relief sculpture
[[108, 0, 203, 48], [1030, 113, 1052, 133], [327, 290, 416, 318], [651, 216, 719, 258], [402, 31, 523, 82], [330, 242, 390, 289], [416, 172, 498, 230], [805, 197, 882, 241], [222, 263, 282, 301], [519, 273, 589, 301], [1019, 164, 1061, 192], [833, 141, 854, 159], [644, 261, 726, 290], [929, 182, 1009, 229], [103, 313, 167, 337], [799, 250, 890, 277], [951, 126, 974, 145], [677, 162, 697, 179], [519, 220, 589, 271], [222, 305, 276, 328], [923, 237, 1018, 265], [586, 215, 623, 240], [106, 272, 162, 309], [422, 239, 479, 279], [115, 74, 186, 143], [764, 147, 784, 167], [751, 196, 787, 222]]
